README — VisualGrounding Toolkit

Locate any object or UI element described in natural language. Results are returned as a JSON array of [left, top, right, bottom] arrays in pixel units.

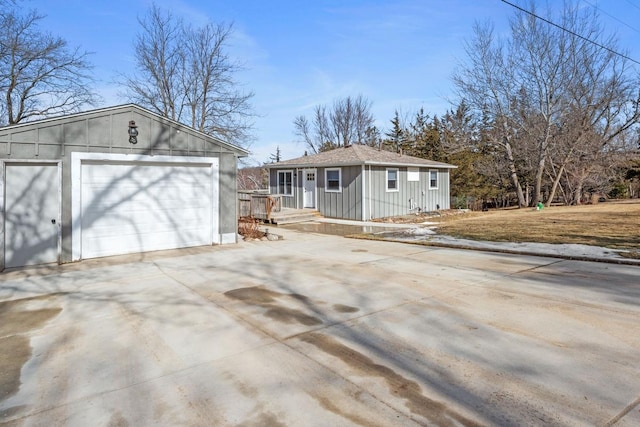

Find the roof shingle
[[265, 144, 456, 168]]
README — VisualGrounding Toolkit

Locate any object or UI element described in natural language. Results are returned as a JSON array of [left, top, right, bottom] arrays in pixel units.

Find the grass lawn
[[429, 200, 640, 253]]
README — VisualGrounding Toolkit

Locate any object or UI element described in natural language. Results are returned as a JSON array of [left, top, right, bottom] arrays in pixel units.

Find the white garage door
[[79, 158, 216, 259]]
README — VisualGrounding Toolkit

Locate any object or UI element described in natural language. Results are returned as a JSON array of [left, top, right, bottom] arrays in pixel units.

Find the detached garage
[[0, 104, 248, 270]]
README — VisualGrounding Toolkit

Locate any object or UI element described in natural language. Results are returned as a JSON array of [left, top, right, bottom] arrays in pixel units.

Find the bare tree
[[294, 94, 375, 153], [0, 5, 96, 125], [453, 21, 527, 206], [453, 1, 640, 207], [121, 4, 254, 146], [237, 166, 268, 191]]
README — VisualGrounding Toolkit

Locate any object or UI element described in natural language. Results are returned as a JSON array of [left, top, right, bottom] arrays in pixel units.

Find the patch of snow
[[376, 229, 639, 264]]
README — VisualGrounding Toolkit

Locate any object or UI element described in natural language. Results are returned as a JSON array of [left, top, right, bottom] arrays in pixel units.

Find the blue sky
[[24, 0, 640, 164]]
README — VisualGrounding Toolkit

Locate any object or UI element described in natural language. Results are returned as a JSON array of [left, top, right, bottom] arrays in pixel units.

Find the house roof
[[0, 104, 249, 156], [265, 144, 456, 169]]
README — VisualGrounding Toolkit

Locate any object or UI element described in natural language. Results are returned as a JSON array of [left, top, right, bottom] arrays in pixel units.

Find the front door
[[303, 169, 316, 208], [4, 163, 60, 268]]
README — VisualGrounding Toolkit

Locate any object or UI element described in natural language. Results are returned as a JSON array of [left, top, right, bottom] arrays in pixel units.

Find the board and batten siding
[[269, 164, 450, 220], [269, 168, 298, 208], [365, 166, 450, 219], [317, 166, 362, 220], [270, 166, 362, 219]]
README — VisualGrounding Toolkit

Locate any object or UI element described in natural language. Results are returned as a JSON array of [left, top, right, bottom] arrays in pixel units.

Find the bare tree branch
[[293, 94, 375, 153], [119, 3, 254, 147], [0, 6, 97, 125]]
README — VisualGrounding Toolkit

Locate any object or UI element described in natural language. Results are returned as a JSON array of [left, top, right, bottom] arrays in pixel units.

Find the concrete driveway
[[1, 227, 639, 426]]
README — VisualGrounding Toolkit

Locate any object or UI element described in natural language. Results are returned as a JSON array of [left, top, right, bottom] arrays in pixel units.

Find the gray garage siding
[[0, 105, 245, 266]]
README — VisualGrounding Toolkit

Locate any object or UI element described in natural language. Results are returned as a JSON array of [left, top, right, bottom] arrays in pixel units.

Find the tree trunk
[[534, 151, 546, 206], [547, 163, 565, 207], [505, 139, 526, 207], [573, 181, 584, 205]]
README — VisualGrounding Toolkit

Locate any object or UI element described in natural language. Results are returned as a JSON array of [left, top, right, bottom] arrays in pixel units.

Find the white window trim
[[386, 168, 399, 192], [277, 170, 294, 196], [429, 169, 439, 190], [325, 168, 342, 193]]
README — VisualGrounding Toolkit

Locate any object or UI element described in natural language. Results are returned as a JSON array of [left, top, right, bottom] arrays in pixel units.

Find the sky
[[22, 0, 640, 165]]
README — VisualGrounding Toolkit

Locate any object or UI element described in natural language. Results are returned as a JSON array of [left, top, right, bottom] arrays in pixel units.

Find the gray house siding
[[267, 145, 454, 222], [269, 168, 297, 209], [365, 166, 450, 219], [269, 165, 451, 220], [316, 166, 361, 220], [0, 105, 246, 267]]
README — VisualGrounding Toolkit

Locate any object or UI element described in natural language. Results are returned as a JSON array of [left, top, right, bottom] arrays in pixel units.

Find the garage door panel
[[84, 215, 210, 237], [82, 229, 208, 258], [80, 161, 214, 259]]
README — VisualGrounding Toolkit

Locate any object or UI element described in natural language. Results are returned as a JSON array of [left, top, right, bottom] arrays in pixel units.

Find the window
[[278, 170, 293, 196], [325, 168, 341, 192], [386, 168, 399, 191], [407, 167, 419, 182], [429, 170, 438, 189]]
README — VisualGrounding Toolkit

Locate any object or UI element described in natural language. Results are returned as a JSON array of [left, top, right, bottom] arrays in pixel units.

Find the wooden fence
[[238, 191, 282, 221]]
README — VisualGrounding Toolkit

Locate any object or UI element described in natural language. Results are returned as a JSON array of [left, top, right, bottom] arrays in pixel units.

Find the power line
[[583, 0, 640, 34], [499, 0, 640, 66], [623, 0, 640, 13]]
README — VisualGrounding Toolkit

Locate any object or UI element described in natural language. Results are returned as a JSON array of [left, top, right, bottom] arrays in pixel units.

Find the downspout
[[368, 165, 372, 220], [296, 168, 300, 209], [361, 164, 366, 221]]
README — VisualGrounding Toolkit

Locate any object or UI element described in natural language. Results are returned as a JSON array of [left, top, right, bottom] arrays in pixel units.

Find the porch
[[239, 192, 320, 224]]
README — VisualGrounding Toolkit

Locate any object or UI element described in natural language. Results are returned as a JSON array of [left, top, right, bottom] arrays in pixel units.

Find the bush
[[238, 217, 266, 240]]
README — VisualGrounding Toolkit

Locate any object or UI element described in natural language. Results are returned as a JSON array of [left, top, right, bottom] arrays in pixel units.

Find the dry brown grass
[[431, 200, 640, 251], [238, 217, 266, 240]]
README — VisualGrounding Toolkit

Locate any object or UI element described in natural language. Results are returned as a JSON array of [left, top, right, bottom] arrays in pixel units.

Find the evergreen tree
[[384, 110, 406, 152], [269, 146, 282, 163]]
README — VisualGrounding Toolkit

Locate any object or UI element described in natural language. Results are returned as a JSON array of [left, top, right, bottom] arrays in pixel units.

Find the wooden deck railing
[[238, 192, 282, 221]]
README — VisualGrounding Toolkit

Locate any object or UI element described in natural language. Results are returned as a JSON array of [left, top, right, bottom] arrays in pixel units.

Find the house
[[0, 104, 248, 270], [265, 144, 456, 221]]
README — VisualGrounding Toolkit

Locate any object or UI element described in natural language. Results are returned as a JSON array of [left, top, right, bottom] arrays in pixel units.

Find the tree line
[[292, 1, 640, 207]]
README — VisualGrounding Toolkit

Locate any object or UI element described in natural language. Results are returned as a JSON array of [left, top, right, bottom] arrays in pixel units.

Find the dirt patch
[[225, 287, 281, 305], [281, 222, 400, 237], [264, 307, 322, 326], [107, 411, 130, 427], [300, 333, 481, 426], [237, 411, 287, 427], [0, 294, 64, 402], [333, 304, 359, 313], [0, 335, 31, 402], [372, 210, 463, 224], [0, 307, 63, 338], [315, 395, 380, 426], [225, 286, 322, 326]]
